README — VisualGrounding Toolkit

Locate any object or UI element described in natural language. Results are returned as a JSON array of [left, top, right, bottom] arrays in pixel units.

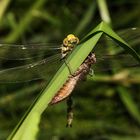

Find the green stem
[[97, 0, 112, 26], [0, 0, 10, 22], [4, 0, 47, 43]]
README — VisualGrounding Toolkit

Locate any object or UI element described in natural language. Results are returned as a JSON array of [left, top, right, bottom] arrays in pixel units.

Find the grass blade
[[7, 28, 103, 140], [118, 86, 140, 124]]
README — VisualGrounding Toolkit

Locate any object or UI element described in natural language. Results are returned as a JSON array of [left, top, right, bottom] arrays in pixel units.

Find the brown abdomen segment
[[50, 53, 96, 105], [49, 76, 79, 105]]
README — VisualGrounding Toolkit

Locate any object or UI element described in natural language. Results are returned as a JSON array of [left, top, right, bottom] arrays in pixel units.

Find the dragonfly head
[[63, 34, 79, 48]]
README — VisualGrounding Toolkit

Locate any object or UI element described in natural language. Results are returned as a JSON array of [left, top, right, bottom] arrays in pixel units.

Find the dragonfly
[[49, 53, 96, 127], [0, 29, 140, 127], [0, 30, 139, 84], [0, 30, 139, 85], [50, 53, 96, 105]]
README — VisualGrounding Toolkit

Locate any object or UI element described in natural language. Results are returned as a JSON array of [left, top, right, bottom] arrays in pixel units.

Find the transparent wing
[[0, 43, 61, 60], [92, 28, 140, 74], [0, 43, 63, 83], [94, 53, 140, 74], [0, 53, 62, 83], [0, 28, 140, 83]]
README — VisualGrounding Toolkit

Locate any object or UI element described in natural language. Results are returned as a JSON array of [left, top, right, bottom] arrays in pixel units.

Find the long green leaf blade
[[7, 29, 103, 140]]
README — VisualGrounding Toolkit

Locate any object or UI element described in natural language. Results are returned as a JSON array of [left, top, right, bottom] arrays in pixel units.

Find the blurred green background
[[0, 0, 140, 140]]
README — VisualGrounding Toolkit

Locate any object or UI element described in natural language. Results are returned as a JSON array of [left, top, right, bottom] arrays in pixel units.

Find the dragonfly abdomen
[[50, 75, 80, 105], [50, 53, 96, 105]]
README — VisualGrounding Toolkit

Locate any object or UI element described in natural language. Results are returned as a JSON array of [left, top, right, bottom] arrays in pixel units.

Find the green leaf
[[4, 0, 47, 43], [82, 22, 140, 63], [0, 0, 10, 22], [13, 113, 40, 140], [118, 86, 140, 124], [7, 25, 103, 140]]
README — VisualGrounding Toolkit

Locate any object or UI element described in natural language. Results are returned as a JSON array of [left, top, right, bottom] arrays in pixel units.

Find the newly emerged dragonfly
[[0, 29, 140, 127], [50, 53, 96, 105], [0, 30, 139, 83], [50, 53, 96, 127]]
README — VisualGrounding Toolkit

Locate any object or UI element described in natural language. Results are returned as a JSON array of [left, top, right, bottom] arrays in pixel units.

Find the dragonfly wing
[[0, 43, 61, 60], [92, 28, 140, 74], [0, 54, 62, 83], [118, 28, 140, 46], [93, 53, 140, 74]]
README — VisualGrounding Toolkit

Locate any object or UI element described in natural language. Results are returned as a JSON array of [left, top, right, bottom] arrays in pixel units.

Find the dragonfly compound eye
[[67, 34, 79, 45], [63, 34, 78, 46], [61, 34, 79, 58]]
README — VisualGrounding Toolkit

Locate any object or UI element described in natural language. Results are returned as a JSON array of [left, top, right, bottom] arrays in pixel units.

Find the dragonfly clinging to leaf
[[0, 29, 139, 84], [0, 29, 139, 127]]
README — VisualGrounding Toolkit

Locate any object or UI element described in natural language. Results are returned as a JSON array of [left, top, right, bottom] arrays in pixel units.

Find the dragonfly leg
[[63, 59, 74, 75], [89, 68, 94, 76]]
